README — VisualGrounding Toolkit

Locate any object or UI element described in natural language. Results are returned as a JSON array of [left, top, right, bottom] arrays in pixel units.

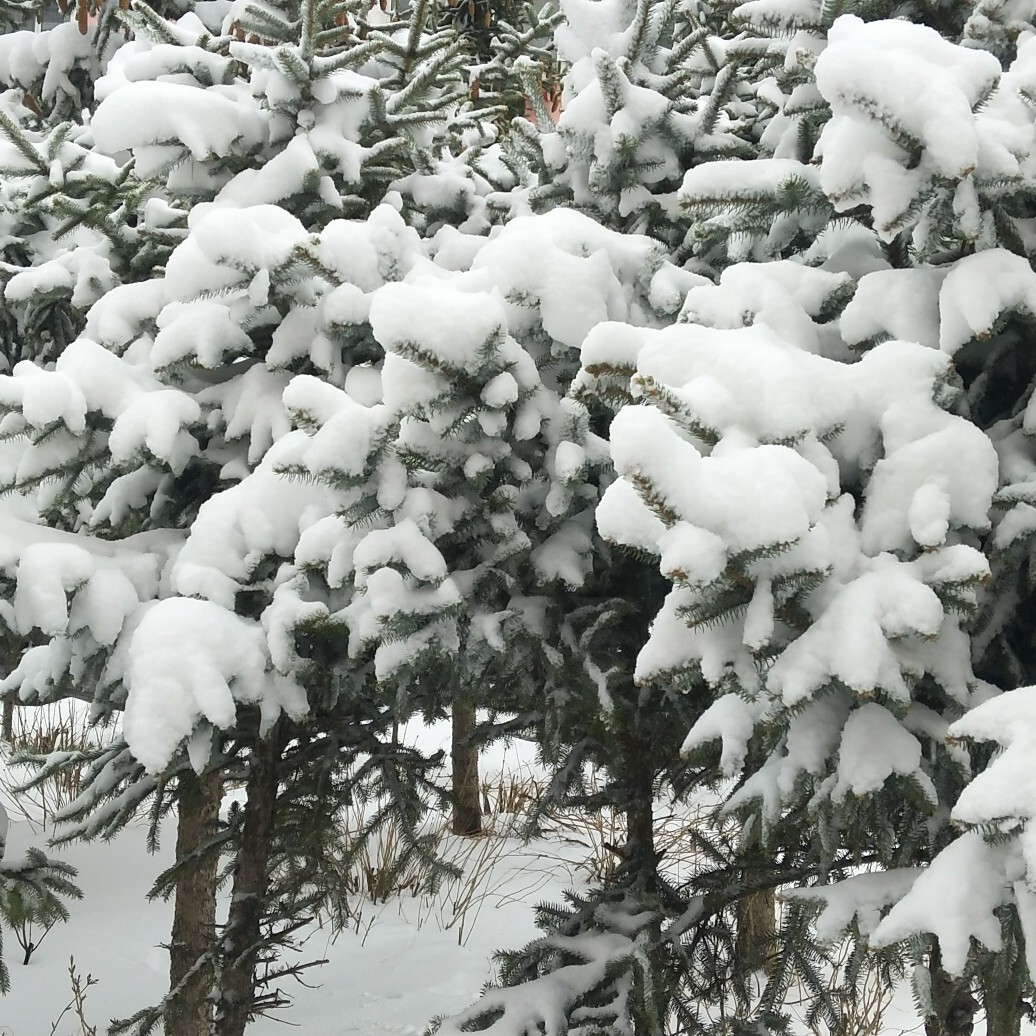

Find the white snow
[[785, 869, 923, 942], [831, 702, 934, 804], [91, 81, 268, 171], [871, 832, 1010, 974], [123, 598, 307, 773]]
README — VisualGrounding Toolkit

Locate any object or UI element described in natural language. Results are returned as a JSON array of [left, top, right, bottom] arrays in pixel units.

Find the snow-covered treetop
[[85, 0, 513, 231], [504, 0, 756, 249], [682, 14, 1036, 266]]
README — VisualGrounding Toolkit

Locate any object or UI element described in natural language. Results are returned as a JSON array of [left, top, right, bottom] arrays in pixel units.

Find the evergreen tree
[[0, 0, 189, 125], [202, 199, 763, 1034], [573, 13, 1036, 1034], [0, 198, 449, 1032], [0, 0, 534, 1025], [0, 803, 80, 993], [441, 0, 563, 128], [498, 0, 758, 252], [786, 21, 1036, 1036], [0, 106, 165, 371], [587, 253, 1000, 1034], [88, 0, 514, 231], [678, 0, 1036, 271], [10, 0, 1036, 1030]]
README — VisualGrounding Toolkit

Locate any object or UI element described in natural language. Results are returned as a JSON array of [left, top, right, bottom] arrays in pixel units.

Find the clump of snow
[[124, 598, 307, 773], [785, 869, 923, 942], [815, 16, 1000, 238], [871, 832, 1009, 973], [680, 694, 761, 775], [831, 702, 934, 803], [939, 250, 1036, 354], [92, 81, 268, 176]]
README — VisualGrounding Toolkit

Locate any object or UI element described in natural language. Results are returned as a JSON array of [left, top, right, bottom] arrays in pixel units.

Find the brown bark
[[216, 726, 283, 1036], [736, 887, 776, 975], [451, 701, 481, 836], [166, 768, 221, 1036]]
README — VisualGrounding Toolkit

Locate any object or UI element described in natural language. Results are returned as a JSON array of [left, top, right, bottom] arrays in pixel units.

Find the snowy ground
[[0, 720, 587, 1034], [0, 713, 968, 1036], [1, 815, 576, 1034]]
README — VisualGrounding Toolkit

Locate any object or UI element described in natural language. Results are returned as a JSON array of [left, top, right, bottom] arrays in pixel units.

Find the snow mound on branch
[[815, 16, 1002, 237], [470, 208, 664, 349], [870, 832, 1009, 973], [939, 250, 1036, 355], [92, 81, 267, 174], [832, 702, 935, 803], [841, 269, 946, 349], [610, 403, 828, 554], [124, 598, 307, 773], [171, 433, 336, 609], [371, 283, 507, 375], [1, 339, 201, 474], [785, 869, 923, 942], [949, 687, 1036, 830]]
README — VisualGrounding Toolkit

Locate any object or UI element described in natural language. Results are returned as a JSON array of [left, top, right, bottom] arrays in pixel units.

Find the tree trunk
[[619, 725, 655, 871], [734, 738, 776, 975], [625, 755, 654, 869], [618, 725, 669, 1028], [1, 699, 12, 745], [216, 725, 282, 1036], [1, 644, 12, 744], [736, 887, 776, 975], [166, 767, 221, 1036], [452, 700, 481, 836], [983, 986, 1022, 1036], [925, 941, 979, 1036], [979, 946, 1023, 1036]]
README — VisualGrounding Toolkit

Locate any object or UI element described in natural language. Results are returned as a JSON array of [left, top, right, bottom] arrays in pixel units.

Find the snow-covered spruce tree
[[827, 240, 1036, 1036], [441, 0, 563, 129], [678, 0, 1036, 272], [0, 0, 524, 1027], [0, 0, 202, 375], [0, 199, 461, 1033], [728, 23, 1036, 1036], [0, 0, 196, 126], [498, 0, 758, 252], [0, 802, 81, 992], [345, 204, 677, 854], [87, 0, 514, 235], [0, 100, 172, 373], [582, 250, 1003, 1034], [667, 14, 1036, 1036], [0, 23, 216, 1017], [422, 251, 893, 1036], [273, 199, 781, 1032], [0, 0, 519, 383], [0, 0, 492, 393], [587, 17, 1036, 1024]]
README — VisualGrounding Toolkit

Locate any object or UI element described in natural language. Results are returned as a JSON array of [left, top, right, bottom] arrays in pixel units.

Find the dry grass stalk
[[2, 703, 117, 830]]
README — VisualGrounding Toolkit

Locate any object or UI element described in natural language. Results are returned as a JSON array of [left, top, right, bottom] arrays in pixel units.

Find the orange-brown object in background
[[523, 83, 562, 127]]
